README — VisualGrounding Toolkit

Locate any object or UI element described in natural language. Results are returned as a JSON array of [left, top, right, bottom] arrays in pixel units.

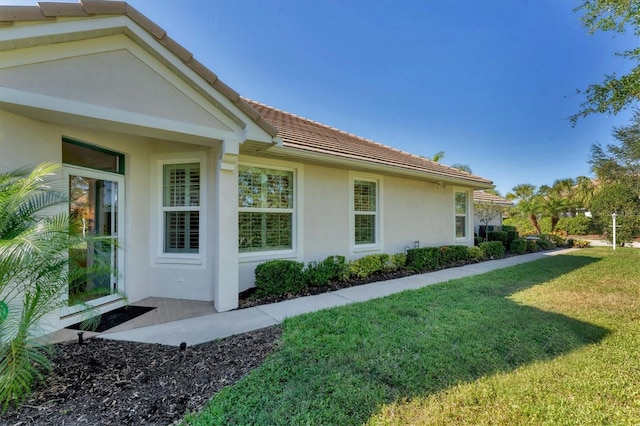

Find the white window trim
[[152, 153, 207, 265], [238, 159, 303, 262], [350, 172, 383, 254], [454, 188, 471, 243]]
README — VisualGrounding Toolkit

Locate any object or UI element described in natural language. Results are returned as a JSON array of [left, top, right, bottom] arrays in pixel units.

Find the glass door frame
[[61, 165, 125, 316]]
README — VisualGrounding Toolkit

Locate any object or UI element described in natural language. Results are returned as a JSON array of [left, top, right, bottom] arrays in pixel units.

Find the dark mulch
[[1, 326, 282, 426]]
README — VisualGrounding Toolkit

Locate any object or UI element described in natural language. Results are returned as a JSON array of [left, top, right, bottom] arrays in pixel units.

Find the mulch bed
[[1, 326, 281, 426]]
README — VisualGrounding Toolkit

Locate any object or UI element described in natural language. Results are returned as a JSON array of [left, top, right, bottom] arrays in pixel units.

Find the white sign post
[[612, 213, 617, 251]]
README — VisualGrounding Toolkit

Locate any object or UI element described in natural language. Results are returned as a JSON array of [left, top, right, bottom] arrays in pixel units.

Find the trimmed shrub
[[406, 247, 443, 272], [468, 246, 486, 262], [525, 239, 538, 252], [348, 254, 384, 278], [389, 253, 407, 271], [440, 245, 471, 266], [505, 230, 519, 248], [474, 236, 484, 246], [479, 241, 505, 259], [305, 255, 349, 286], [255, 260, 306, 296], [573, 239, 591, 248], [509, 238, 527, 255], [487, 231, 509, 248], [536, 238, 555, 250]]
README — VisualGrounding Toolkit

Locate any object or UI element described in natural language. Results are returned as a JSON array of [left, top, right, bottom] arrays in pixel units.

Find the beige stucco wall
[[0, 108, 226, 331], [237, 155, 474, 291]]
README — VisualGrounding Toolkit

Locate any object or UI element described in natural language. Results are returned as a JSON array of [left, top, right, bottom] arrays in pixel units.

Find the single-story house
[[0, 1, 494, 332], [473, 190, 513, 236]]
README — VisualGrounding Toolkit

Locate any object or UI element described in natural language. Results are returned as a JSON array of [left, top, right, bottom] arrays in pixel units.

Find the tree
[[590, 181, 640, 245], [506, 184, 543, 234], [0, 164, 114, 410], [589, 109, 640, 185], [571, 0, 640, 123], [538, 178, 577, 232], [474, 201, 505, 240], [430, 151, 445, 162]]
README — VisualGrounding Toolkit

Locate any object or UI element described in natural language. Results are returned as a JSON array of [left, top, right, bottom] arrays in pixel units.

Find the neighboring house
[[0, 1, 493, 332], [473, 190, 513, 236]]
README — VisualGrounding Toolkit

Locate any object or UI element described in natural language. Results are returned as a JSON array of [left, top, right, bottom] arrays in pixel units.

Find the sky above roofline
[[2, 0, 637, 195]]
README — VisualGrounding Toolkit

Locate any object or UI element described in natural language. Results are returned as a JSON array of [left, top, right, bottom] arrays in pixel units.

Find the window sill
[[239, 249, 298, 263], [155, 255, 202, 265], [352, 244, 382, 254]]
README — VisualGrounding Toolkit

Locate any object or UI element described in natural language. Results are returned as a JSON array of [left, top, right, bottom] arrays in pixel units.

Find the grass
[[183, 248, 640, 425]]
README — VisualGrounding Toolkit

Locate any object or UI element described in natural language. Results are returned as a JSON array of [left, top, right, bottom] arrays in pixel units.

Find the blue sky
[[4, 0, 638, 195]]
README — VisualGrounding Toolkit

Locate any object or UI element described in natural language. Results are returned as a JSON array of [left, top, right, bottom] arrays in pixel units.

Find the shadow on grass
[[194, 254, 608, 425]]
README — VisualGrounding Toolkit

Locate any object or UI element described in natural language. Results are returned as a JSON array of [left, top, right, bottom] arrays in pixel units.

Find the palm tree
[[0, 163, 114, 410], [430, 151, 445, 162], [506, 183, 543, 234]]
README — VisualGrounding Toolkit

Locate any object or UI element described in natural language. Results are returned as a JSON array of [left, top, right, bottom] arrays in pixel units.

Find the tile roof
[[0, 0, 278, 138], [473, 190, 513, 206], [245, 99, 493, 186]]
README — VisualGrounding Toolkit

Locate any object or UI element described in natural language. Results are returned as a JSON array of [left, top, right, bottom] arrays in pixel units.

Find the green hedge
[[255, 260, 306, 296], [487, 231, 508, 248], [306, 255, 349, 286], [406, 247, 442, 272], [479, 241, 505, 259], [509, 238, 527, 255]]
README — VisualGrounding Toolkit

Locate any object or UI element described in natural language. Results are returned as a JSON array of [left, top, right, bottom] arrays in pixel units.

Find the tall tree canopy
[[571, 0, 640, 123], [589, 109, 640, 185]]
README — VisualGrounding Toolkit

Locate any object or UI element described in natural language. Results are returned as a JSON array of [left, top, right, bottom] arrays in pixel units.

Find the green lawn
[[184, 248, 640, 425]]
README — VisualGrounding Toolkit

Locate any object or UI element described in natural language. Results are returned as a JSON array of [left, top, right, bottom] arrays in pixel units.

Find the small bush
[[479, 241, 505, 259], [536, 238, 555, 250], [487, 231, 509, 248], [305, 261, 329, 287], [389, 253, 407, 271], [348, 254, 384, 278], [255, 260, 306, 296], [406, 247, 443, 272], [510, 238, 527, 255], [505, 230, 519, 248], [546, 232, 567, 246], [525, 239, 538, 252], [440, 245, 471, 266], [501, 225, 517, 232], [468, 246, 486, 262], [573, 239, 591, 248], [474, 236, 484, 246]]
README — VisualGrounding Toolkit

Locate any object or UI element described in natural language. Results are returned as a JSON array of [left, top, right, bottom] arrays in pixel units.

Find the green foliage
[[525, 239, 538, 252], [504, 216, 552, 235], [555, 216, 599, 235], [255, 260, 306, 296], [0, 164, 116, 411], [510, 238, 527, 255], [439, 245, 471, 265], [501, 225, 517, 232], [305, 256, 349, 286], [389, 253, 407, 271], [474, 236, 484, 246], [479, 241, 505, 259], [590, 181, 640, 245], [571, 1, 640, 123], [467, 246, 486, 262], [487, 231, 508, 248], [406, 247, 442, 272], [348, 254, 384, 279], [536, 238, 555, 250]]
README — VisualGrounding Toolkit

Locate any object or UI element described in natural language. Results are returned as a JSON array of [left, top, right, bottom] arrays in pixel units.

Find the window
[[162, 163, 200, 254], [62, 137, 124, 174], [238, 165, 294, 252], [455, 190, 468, 239], [354, 179, 377, 245]]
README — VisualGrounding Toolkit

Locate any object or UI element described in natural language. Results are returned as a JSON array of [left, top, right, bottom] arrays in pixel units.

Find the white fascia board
[[0, 16, 128, 43], [0, 88, 237, 145], [271, 146, 494, 189]]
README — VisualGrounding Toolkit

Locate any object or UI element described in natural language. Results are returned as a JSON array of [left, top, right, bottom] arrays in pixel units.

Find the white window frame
[[238, 161, 299, 259], [454, 188, 471, 242], [153, 154, 206, 265], [350, 173, 383, 253]]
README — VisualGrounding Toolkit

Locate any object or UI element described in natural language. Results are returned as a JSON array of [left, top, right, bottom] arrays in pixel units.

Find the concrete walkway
[[100, 249, 576, 346]]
